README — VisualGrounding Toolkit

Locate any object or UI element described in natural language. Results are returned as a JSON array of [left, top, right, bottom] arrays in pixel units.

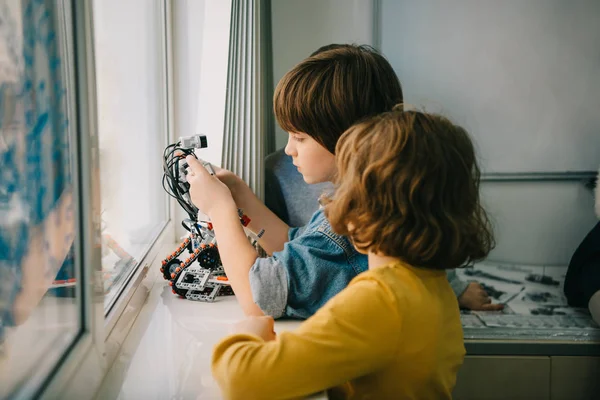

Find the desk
[[96, 274, 324, 399]]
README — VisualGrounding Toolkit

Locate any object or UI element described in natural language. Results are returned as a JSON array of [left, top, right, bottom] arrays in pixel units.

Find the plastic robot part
[[160, 237, 192, 280], [525, 274, 560, 286], [197, 245, 220, 270], [171, 245, 230, 303], [161, 224, 233, 302], [179, 134, 208, 149], [202, 161, 216, 176], [186, 285, 222, 302], [237, 208, 251, 227], [161, 139, 261, 303], [176, 266, 211, 290], [170, 266, 191, 298], [162, 258, 183, 281], [160, 218, 259, 302]]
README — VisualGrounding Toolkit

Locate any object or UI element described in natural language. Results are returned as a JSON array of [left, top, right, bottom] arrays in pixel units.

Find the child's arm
[[448, 270, 504, 311], [211, 278, 402, 399], [213, 166, 290, 255], [209, 201, 265, 316], [248, 215, 360, 319], [186, 157, 263, 316]]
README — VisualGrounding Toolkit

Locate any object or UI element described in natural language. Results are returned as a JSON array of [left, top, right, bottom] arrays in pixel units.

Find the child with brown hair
[[186, 43, 499, 322], [185, 44, 403, 318], [210, 108, 495, 399]]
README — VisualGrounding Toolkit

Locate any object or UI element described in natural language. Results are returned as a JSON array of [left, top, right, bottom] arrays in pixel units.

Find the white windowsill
[[95, 243, 327, 399]]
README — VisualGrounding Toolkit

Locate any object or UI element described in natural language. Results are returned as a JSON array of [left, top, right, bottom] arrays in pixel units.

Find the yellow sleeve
[[211, 278, 403, 400]]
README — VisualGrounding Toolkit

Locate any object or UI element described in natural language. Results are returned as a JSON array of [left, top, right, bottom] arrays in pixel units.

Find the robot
[[160, 134, 262, 302], [160, 220, 230, 302]]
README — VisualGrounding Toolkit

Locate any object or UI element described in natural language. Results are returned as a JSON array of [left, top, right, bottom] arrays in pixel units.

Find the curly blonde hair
[[323, 108, 495, 270]]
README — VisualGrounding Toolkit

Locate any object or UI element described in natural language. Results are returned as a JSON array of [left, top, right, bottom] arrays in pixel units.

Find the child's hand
[[176, 151, 243, 195], [232, 316, 276, 341], [210, 164, 243, 192], [186, 155, 234, 217], [458, 282, 504, 311]]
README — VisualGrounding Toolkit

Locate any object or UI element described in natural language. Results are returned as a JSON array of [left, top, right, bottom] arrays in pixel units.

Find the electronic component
[[525, 273, 560, 286], [163, 141, 200, 220], [522, 291, 555, 303], [180, 134, 208, 149], [162, 135, 218, 220], [202, 161, 215, 175], [463, 268, 523, 285], [160, 138, 264, 303], [161, 225, 233, 302]]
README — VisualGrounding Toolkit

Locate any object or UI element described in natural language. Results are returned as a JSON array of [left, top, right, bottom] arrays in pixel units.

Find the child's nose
[[284, 137, 296, 157]]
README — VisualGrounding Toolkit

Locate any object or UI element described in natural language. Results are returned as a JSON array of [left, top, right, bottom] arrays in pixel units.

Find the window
[[171, 0, 232, 236], [92, 0, 169, 311], [0, 0, 80, 397], [1, 0, 173, 396]]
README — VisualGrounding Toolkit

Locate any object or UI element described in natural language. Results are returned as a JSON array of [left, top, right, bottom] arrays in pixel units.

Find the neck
[[368, 252, 401, 269]]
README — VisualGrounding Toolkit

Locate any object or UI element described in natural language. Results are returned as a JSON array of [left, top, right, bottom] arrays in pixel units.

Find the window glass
[[0, 0, 79, 397], [92, 0, 168, 311]]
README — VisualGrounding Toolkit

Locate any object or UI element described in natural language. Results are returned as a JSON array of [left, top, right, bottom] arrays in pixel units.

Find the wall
[[269, 0, 599, 265], [270, 0, 376, 150], [380, 0, 600, 174], [481, 181, 596, 265]]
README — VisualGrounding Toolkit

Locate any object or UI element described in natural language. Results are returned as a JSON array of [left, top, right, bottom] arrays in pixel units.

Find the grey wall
[[269, 0, 599, 265], [380, 0, 600, 174], [271, 0, 376, 149], [481, 181, 596, 265]]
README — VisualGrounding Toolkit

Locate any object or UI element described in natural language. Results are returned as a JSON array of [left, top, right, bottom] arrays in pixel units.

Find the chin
[[354, 246, 369, 255], [302, 174, 328, 185], [301, 174, 316, 184]]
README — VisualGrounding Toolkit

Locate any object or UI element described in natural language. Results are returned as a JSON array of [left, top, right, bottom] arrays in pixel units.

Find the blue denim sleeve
[[249, 211, 367, 320], [246, 220, 309, 318], [447, 269, 469, 298], [288, 225, 307, 241]]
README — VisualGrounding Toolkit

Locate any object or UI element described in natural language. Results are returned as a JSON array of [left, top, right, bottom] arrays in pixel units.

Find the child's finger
[[186, 155, 210, 177], [480, 303, 504, 311]]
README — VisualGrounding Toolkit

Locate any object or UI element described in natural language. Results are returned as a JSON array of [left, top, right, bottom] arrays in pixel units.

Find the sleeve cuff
[[249, 257, 289, 319], [448, 271, 470, 298]]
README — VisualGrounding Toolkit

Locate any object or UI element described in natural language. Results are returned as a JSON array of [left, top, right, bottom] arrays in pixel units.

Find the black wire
[[162, 142, 200, 220]]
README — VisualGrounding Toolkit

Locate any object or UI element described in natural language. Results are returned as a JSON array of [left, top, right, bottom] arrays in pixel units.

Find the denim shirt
[[249, 208, 368, 319], [263, 149, 470, 301]]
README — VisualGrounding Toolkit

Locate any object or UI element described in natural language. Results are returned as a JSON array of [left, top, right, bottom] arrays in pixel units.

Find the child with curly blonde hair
[[211, 108, 495, 400]]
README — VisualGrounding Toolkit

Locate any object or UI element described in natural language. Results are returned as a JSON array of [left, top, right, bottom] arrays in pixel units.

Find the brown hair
[[273, 44, 403, 154], [324, 108, 495, 269]]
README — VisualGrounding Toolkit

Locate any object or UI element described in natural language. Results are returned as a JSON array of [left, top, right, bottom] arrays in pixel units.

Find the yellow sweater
[[212, 262, 465, 399]]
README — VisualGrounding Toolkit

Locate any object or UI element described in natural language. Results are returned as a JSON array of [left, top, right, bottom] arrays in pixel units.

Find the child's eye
[[292, 136, 305, 142]]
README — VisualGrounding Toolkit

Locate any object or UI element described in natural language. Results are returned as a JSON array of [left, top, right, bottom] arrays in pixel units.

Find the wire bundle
[[162, 142, 198, 220]]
